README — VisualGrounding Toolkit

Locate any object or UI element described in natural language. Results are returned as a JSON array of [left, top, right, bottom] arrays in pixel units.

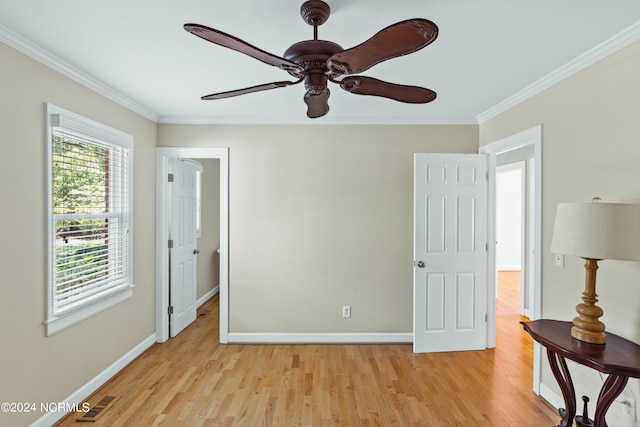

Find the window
[[45, 104, 133, 335]]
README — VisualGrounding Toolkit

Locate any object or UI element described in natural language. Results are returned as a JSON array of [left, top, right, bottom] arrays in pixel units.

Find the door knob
[[193, 249, 200, 255], [417, 261, 425, 268]]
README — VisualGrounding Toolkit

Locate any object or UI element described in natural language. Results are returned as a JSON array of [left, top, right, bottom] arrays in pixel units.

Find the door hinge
[[486, 172, 489, 181], [486, 243, 488, 251], [168, 239, 174, 249], [168, 173, 174, 182], [168, 306, 174, 315], [485, 313, 488, 322]]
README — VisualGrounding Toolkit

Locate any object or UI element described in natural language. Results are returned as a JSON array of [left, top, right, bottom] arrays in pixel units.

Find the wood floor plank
[[54, 271, 558, 426]]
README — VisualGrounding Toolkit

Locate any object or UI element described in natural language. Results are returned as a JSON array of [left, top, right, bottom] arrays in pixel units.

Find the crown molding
[[0, 24, 160, 123], [477, 20, 640, 124], [157, 115, 479, 125]]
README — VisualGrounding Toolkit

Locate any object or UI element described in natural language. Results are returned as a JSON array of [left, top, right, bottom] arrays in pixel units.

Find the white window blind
[[45, 104, 133, 335]]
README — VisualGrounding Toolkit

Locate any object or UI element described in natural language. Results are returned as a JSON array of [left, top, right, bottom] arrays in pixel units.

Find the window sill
[[45, 287, 133, 336]]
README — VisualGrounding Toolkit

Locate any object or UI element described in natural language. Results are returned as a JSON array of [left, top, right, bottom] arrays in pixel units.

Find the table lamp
[[550, 199, 640, 344]]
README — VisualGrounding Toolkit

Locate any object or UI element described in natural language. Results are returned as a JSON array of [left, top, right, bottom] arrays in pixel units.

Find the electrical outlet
[[342, 306, 351, 318]]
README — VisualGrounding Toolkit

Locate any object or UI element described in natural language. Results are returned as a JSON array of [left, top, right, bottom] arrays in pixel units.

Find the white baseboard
[[30, 334, 156, 427], [197, 285, 219, 308], [227, 332, 413, 344], [539, 382, 563, 413]]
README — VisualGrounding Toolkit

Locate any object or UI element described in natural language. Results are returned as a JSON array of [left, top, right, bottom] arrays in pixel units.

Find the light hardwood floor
[[54, 271, 558, 426]]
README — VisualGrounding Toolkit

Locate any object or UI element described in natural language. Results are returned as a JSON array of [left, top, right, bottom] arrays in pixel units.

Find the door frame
[[479, 124, 542, 394], [155, 147, 229, 344]]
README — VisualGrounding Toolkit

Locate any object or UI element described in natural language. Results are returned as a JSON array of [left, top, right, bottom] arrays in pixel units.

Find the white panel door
[[413, 154, 488, 353], [170, 159, 201, 337]]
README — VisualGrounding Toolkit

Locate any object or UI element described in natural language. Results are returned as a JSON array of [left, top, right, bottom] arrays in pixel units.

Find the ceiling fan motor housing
[[283, 40, 343, 94]]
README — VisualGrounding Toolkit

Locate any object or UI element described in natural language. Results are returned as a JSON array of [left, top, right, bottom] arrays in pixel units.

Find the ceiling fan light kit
[[184, 0, 438, 118]]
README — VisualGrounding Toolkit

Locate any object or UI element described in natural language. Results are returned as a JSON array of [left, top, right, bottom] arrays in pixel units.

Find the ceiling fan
[[184, 0, 438, 118]]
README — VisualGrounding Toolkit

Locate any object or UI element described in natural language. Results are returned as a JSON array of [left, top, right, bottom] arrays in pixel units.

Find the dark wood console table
[[521, 319, 640, 427]]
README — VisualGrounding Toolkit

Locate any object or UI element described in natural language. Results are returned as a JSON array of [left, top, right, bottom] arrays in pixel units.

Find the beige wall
[[195, 158, 221, 299], [480, 39, 640, 420], [158, 125, 479, 333], [0, 42, 157, 425]]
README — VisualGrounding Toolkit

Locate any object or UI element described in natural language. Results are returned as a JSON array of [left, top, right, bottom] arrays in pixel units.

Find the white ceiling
[[1, 0, 640, 125]]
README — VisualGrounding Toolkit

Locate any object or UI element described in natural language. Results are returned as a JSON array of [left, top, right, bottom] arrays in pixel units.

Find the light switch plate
[[554, 253, 564, 268]]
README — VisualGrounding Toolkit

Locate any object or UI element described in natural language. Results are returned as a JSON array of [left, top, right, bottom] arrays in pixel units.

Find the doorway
[[479, 124, 542, 394], [156, 147, 229, 344], [496, 159, 537, 319]]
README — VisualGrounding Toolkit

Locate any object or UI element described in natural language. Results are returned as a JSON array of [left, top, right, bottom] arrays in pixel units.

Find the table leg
[[593, 374, 629, 427], [547, 349, 576, 427]]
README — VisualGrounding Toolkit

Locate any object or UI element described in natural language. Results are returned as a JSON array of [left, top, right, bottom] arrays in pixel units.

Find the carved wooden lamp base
[[571, 258, 606, 344]]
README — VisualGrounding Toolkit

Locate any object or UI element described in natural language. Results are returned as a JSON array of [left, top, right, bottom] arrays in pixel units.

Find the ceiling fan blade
[[327, 19, 438, 75], [339, 76, 436, 103], [184, 23, 304, 74], [201, 80, 302, 100], [304, 89, 330, 118]]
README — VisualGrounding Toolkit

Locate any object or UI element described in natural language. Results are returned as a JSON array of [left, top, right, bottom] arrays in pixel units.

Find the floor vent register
[[76, 396, 118, 422]]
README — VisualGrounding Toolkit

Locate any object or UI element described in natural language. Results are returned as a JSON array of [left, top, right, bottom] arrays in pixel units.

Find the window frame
[[44, 103, 134, 336]]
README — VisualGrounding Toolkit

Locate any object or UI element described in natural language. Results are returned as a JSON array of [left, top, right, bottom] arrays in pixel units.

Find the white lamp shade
[[551, 202, 640, 261]]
